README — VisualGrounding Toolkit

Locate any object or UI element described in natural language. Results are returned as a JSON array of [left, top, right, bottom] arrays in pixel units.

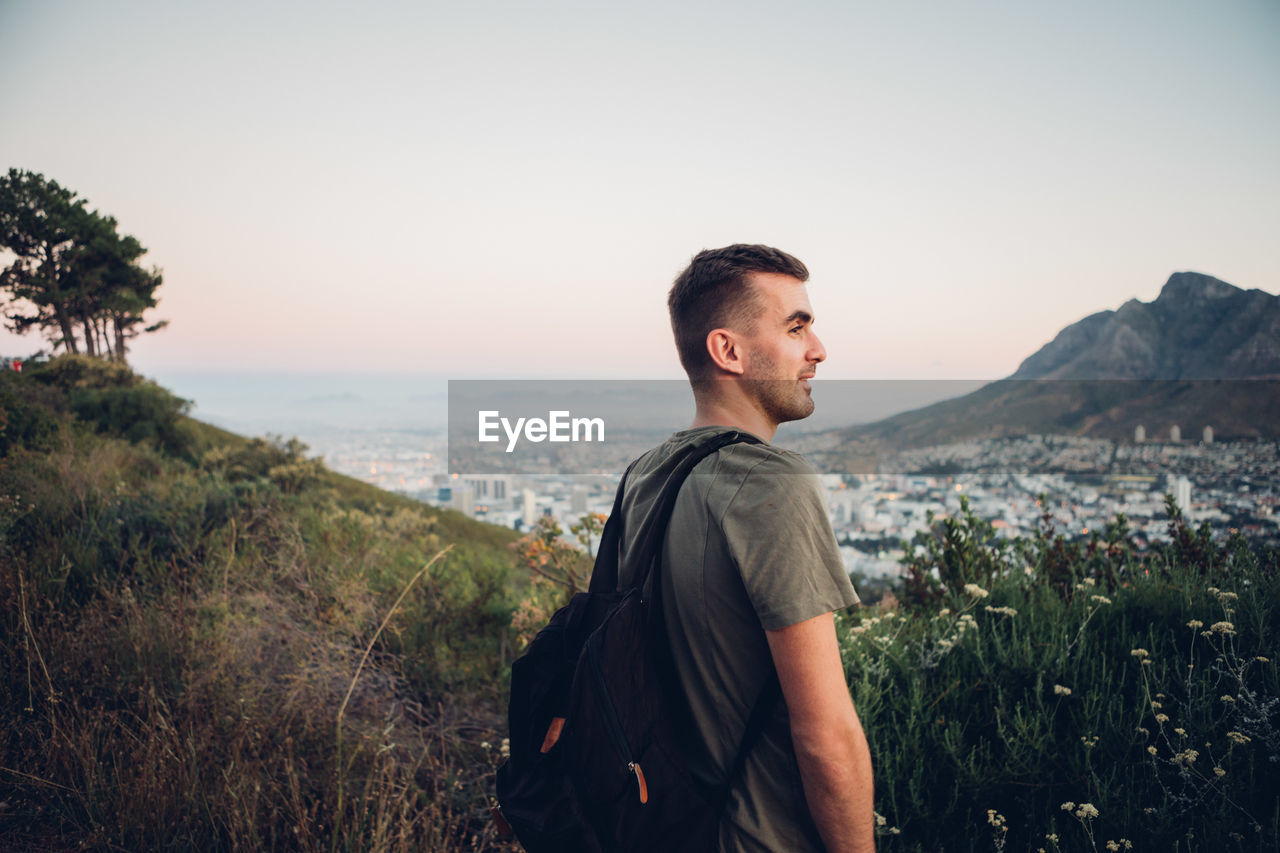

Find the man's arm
[[766, 611, 875, 853]]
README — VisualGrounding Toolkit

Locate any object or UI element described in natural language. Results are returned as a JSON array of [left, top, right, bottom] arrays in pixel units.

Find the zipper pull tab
[[628, 761, 648, 804]]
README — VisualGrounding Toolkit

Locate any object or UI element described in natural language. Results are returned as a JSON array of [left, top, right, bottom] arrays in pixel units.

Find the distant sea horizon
[[143, 370, 451, 436], [144, 369, 989, 444]]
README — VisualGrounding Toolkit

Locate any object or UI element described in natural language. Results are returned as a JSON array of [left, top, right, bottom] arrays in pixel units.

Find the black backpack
[[494, 430, 782, 852]]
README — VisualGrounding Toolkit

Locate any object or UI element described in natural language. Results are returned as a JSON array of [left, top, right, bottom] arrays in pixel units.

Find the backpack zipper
[[586, 633, 648, 804]]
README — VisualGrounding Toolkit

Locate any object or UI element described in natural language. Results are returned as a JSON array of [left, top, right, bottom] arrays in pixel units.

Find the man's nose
[[809, 331, 827, 364]]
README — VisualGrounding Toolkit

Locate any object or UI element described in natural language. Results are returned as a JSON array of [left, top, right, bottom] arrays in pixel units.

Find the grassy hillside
[[0, 356, 522, 851]]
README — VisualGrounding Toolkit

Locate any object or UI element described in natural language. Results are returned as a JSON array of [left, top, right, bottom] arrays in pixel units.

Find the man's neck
[[689, 397, 777, 442]]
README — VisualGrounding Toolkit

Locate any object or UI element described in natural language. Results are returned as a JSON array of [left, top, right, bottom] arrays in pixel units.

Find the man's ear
[[705, 329, 745, 376]]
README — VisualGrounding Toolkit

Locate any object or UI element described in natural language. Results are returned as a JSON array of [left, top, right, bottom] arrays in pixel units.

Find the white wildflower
[[964, 583, 989, 599], [1075, 803, 1099, 819]]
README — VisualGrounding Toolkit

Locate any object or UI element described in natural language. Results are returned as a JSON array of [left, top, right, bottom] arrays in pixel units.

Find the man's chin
[[776, 398, 815, 424]]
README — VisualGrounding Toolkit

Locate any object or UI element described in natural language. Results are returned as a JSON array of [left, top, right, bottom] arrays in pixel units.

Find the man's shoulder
[[631, 426, 818, 481], [715, 440, 818, 481]]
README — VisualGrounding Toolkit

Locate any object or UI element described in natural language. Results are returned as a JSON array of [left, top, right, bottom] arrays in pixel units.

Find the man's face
[[736, 272, 827, 425]]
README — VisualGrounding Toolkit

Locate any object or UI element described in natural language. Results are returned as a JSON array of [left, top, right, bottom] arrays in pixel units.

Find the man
[[614, 245, 876, 852]]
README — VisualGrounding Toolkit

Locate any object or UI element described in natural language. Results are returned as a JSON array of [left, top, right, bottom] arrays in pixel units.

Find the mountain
[[1010, 272, 1280, 380], [832, 273, 1280, 451]]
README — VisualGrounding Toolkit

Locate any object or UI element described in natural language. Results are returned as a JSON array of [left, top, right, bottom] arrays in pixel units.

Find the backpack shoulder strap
[[630, 429, 761, 592], [721, 671, 782, 803]]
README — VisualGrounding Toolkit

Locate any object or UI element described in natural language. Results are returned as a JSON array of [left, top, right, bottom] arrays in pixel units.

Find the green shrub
[[15, 353, 197, 459], [68, 381, 195, 458], [0, 370, 66, 455]]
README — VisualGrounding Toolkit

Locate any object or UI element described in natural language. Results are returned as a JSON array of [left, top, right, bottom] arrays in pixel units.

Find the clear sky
[[2, 0, 1277, 381]]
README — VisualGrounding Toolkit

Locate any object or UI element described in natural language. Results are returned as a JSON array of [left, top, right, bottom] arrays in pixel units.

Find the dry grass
[[0, 393, 522, 850]]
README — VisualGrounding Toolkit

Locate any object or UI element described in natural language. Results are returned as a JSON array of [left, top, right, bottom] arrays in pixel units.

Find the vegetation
[[1, 357, 1276, 851], [850, 497, 1279, 851], [0, 169, 166, 360], [0, 356, 520, 851]]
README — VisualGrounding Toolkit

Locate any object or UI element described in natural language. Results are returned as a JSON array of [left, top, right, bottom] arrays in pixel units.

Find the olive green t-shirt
[[616, 426, 860, 853]]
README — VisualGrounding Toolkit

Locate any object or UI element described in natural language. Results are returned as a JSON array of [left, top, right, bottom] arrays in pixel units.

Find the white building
[[522, 489, 539, 528], [1166, 475, 1192, 516]]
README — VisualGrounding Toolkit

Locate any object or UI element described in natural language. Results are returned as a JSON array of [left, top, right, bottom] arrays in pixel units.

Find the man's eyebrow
[[784, 310, 813, 325]]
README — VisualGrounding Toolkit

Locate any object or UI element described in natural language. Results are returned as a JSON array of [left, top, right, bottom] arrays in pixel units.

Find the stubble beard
[[744, 351, 815, 425]]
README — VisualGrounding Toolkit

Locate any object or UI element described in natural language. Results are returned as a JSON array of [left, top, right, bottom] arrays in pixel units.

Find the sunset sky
[[1, 0, 1277, 386]]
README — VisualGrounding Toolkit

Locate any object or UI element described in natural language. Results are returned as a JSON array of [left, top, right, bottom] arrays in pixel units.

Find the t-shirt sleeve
[[719, 450, 860, 631]]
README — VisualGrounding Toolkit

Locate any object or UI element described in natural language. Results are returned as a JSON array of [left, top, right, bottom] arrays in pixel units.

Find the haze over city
[[2, 0, 1277, 403]]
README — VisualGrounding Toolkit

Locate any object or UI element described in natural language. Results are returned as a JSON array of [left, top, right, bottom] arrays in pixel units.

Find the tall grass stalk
[[333, 544, 454, 851]]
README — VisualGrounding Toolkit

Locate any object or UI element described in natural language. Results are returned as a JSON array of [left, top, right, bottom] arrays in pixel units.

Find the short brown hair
[[667, 244, 809, 381]]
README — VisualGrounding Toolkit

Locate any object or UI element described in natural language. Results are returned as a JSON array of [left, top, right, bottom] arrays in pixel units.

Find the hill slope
[[0, 355, 521, 851]]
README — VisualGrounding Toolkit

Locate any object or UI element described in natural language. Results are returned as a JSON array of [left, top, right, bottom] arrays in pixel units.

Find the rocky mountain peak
[[1155, 272, 1239, 304], [1011, 272, 1279, 381]]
